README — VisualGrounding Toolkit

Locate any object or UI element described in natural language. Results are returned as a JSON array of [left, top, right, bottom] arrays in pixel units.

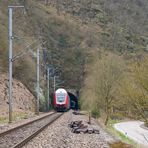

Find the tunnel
[[68, 92, 78, 110]]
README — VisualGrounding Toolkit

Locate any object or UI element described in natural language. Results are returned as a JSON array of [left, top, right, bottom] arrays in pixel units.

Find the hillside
[[0, 0, 98, 90], [1, 0, 147, 88], [0, 73, 35, 121], [0, 0, 100, 114], [45, 0, 148, 52], [0, 0, 148, 126]]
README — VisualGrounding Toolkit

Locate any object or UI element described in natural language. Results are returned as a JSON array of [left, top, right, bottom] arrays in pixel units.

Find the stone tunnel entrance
[[68, 92, 78, 110]]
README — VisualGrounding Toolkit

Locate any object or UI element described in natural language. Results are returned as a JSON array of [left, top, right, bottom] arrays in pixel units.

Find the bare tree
[[95, 54, 124, 125], [122, 56, 148, 125]]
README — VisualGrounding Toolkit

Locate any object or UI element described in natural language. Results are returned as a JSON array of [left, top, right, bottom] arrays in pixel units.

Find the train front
[[54, 88, 69, 111]]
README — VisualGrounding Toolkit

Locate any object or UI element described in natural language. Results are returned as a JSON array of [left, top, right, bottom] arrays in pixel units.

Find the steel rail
[[13, 113, 63, 148], [0, 112, 55, 137]]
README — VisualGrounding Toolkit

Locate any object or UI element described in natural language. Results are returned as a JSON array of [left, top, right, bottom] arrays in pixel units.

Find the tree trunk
[[105, 113, 109, 125], [88, 111, 91, 124], [105, 105, 110, 125]]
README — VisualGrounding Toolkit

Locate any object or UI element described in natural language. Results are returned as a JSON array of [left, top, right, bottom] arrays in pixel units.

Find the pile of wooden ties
[[69, 120, 100, 134]]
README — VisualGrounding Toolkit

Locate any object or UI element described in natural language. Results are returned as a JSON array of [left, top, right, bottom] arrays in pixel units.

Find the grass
[[0, 116, 8, 124], [106, 119, 140, 148], [0, 112, 32, 124]]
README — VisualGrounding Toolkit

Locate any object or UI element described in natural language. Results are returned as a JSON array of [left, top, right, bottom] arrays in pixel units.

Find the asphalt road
[[114, 121, 148, 146]]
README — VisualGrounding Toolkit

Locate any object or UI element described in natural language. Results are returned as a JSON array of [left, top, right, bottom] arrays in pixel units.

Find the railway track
[[0, 112, 63, 148]]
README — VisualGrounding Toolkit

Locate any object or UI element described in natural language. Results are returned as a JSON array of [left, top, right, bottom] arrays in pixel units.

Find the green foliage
[[120, 56, 148, 123], [145, 121, 148, 128], [81, 53, 125, 124], [39, 94, 47, 112], [42, 12, 87, 89], [0, 112, 30, 124], [50, 0, 148, 53], [0, 116, 8, 124], [110, 113, 124, 120], [91, 109, 100, 118], [58, 35, 69, 49]]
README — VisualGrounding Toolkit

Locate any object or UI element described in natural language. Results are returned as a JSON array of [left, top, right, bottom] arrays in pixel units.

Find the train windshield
[[56, 93, 66, 102]]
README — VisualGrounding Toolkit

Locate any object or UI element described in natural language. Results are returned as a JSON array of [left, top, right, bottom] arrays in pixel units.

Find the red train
[[53, 88, 70, 111]]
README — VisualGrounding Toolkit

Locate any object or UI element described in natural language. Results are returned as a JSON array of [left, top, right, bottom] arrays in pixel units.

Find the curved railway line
[[0, 112, 63, 148]]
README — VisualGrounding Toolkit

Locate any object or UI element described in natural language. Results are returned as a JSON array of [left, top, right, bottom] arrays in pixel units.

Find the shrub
[[144, 121, 148, 128], [39, 94, 46, 112], [91, 109, 100, 118]]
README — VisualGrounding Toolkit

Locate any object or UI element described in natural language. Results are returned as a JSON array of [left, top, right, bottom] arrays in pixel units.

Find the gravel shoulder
[[23, 110, 117, 148], [0, 112, 54, 134], [114, 121, 148, 147]]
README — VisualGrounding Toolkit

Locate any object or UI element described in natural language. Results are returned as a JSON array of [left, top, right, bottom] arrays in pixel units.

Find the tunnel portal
[[68, 92, 78, 110]]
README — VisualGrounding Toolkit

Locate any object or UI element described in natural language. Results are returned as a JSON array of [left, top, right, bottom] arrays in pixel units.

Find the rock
[[69, 120, 99, 134], [75, 128, 88, 134], [94, 129, 100, 134], [87, 128, 94, 134]]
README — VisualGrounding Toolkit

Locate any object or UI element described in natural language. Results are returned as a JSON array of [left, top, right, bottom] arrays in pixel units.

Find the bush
[[110, 113, 124, 120], [39, 94, 47, 112], [144, 121, 148, 128], [91, 109, 100, 118]]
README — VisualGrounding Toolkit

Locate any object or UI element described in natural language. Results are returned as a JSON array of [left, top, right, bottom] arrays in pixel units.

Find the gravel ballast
[[23, 110, 116, 148], [0, 113, 61, 148]]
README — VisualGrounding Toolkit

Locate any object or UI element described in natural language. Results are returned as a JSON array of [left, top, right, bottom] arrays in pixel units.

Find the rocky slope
[[0, 73, 35, 118]]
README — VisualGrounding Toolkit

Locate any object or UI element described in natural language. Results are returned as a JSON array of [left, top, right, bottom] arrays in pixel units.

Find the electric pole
[[53, 76, 56, 92], [8, 7, 13, 123], [36, 48, 40, 115], [47, 68, 50, 110], [8, 6, 24, 123]]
